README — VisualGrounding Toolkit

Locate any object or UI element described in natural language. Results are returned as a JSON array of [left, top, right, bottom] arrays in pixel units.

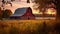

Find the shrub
[[2, 9, 12, 18]]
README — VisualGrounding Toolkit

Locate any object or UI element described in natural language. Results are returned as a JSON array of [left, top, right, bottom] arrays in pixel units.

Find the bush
[[2, 9, 12, 18]]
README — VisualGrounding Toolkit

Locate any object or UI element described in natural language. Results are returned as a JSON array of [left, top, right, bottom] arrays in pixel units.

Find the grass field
[[0, 20, 59, 34]]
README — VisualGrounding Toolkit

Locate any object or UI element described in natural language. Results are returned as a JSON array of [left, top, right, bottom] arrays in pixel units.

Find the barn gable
[[10, 7, 35, 19]]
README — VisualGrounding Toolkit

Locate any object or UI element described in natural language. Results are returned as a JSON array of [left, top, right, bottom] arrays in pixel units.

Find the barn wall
[[20, 16, 35, 20], [20, 8, 35, 19]]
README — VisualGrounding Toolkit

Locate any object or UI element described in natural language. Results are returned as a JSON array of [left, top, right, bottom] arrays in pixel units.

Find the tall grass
[[0, 20, 59, 34]]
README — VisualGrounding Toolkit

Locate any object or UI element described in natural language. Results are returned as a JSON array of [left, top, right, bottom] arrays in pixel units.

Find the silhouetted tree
[[27, 0, 30, 3], [34, 0, 55, 18], [34, 0, 60, 20], [53, 0, 60, 20], [11, 0, 15, 2], [0, 7, 3, 20], [2, 9, 12, 18], [2, 0, 12, 7], [2, 0, 5, 7]]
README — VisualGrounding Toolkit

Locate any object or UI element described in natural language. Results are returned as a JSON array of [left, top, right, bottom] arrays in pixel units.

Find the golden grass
[[0, 20, 56, 34]]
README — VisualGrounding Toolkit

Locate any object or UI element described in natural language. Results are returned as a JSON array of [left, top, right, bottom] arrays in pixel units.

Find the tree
[[54, 0, 60, 20], [27, 0, 30, 3], [34, 0, 60, 20], [2, 0, 5, 7], [0, 7, 3, 20], [34, 0, 52, 10], [2, 0, 12, 8], [11, 0, 15, 2], [2, 9, 12, 18], [34, 0, 54, 19]]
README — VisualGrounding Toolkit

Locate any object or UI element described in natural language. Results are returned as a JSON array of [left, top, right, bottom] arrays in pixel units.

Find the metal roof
[[11, 7, 30, 16]]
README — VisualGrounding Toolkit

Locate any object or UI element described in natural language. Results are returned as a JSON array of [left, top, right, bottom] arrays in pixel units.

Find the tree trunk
[[55, 0, 60, 21]]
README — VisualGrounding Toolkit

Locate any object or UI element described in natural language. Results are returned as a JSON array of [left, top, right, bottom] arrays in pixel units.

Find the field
[[0, 19, 60, 34]]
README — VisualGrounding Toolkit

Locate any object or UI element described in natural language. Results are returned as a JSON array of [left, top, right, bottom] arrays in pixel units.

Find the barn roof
[[11, 7, 31, 16]]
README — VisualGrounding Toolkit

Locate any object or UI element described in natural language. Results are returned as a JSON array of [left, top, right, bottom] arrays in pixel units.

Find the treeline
[[0, 7, 12, 20]]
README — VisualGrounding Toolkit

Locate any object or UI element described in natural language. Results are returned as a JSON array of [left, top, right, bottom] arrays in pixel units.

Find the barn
[[10, 7, 35, 20]]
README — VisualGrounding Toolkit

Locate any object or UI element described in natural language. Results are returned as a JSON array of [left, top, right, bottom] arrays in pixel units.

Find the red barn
[[10, 7, 35, 20]]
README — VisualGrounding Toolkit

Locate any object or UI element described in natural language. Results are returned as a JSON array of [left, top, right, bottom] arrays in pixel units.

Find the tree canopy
[[2, 9, 12, 18], [34, 0, 60, 20], [34, 0, 55, 10]]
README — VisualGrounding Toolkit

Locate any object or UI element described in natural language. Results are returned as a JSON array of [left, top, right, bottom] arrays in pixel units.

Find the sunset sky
[[0, 0, 40, 14], [0, 0, 56, 15]]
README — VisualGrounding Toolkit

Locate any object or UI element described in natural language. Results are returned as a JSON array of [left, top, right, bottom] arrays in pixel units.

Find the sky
[[0, 0, 56, 15], [0, 0, 41, 14]]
